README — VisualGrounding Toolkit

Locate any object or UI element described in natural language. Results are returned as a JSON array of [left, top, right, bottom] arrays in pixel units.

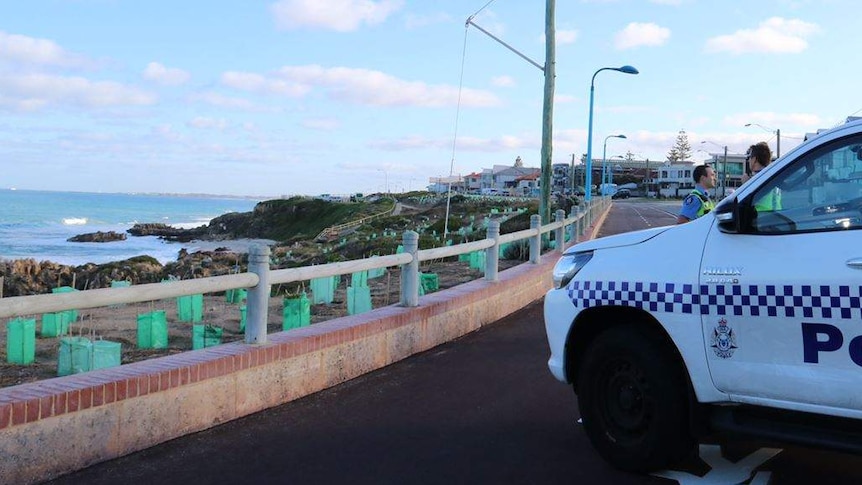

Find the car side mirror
[[715, 197, 756, 234]]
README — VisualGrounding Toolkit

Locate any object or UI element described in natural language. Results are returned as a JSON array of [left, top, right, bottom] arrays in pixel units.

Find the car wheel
[[577, 324, 694, 472]]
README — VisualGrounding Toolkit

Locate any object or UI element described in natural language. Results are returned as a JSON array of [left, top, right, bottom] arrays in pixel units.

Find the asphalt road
[[49, 199, 862, 485]]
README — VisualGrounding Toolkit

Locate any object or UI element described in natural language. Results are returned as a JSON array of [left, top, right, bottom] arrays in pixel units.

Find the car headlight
[[552, 251, 593, 289]]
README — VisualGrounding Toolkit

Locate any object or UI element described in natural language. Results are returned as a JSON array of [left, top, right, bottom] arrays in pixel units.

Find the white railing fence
[[0, 199, 610, 345]]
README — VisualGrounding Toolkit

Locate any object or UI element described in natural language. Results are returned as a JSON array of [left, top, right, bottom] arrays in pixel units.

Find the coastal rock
[[67, 231, 127, 243], [127, 223, 207, 242]]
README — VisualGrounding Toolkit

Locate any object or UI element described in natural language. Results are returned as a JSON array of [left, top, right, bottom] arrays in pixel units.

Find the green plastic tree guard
[[192, 324, 223, 350], [177, 294, 203, 322], [40, 310, 73, 337], [57, 336, 92, 376], [239, 305, 247, 332], [283, 292, 311, 330], [351, 271, 368, 288], [6, 318, 36, 365], [92, 340, 122, 370], [225, 288, 248, 304], [420, 273, 439, 294], [347, 286, 372, 315], [310, 277, 335, 304], [137, 310, 168, 349]]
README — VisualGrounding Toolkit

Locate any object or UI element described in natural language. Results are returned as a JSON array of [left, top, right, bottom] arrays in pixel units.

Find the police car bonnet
[[563, 225, 671, 254]]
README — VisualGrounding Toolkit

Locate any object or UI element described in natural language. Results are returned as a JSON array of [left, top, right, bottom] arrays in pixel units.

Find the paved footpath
[[48, 200, 862, 485]]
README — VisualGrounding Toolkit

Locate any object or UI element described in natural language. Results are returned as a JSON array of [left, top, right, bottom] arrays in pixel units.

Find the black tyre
[[577, 324, 695, 472]]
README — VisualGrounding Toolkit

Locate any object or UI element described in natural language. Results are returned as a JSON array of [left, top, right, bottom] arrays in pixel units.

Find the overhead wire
[[444, 0, 498, 239]]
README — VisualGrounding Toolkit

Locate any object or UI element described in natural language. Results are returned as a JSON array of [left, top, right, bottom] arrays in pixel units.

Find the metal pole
[[245, 245, 271, 345], [722, 146, 728, 198], [539, 0, 555, 224], [601, 138, 608, 196], [776, 128, 781, 158], [585, 80, 596, 203]]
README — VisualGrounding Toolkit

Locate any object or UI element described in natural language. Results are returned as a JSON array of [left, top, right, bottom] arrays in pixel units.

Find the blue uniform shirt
[[679, 184, 712, 221]]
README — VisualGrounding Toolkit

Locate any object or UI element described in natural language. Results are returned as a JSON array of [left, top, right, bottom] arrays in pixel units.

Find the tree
[[666, 129, 692, 162], [514, 156, 523, 167]]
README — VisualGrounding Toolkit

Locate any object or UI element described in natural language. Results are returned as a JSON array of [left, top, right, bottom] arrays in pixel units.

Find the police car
[[544, 117, 862, 472]]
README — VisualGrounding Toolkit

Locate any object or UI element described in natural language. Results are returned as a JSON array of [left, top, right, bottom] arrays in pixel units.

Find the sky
[[1, 0, 859, 198]]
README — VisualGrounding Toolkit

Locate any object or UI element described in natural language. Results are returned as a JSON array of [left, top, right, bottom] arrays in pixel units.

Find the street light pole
[[584, 65, 639, 202], [601, 134, 626, 195]]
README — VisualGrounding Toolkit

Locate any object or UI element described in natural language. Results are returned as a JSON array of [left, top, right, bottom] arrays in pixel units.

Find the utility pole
[[776, 128, 781, 158], [538, 0, 555, 224], [569, 153, 575, 194]]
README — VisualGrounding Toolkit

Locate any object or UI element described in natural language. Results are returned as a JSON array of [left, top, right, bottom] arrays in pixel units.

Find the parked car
[[611, 188, 630, 199], [543, 117, 862, 472]]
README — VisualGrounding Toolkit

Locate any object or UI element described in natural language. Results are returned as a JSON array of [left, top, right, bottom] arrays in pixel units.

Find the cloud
[[276, 64, 500, 108], [369, 133, 535, 152], [404, 12, 452, 29], [302, 118, 340, 130], [554, 94, 577, 104], [0, 30, 90, 67], [221, 71, 309, 96], [143, 62, 190, 86], [649, 0, 683, 4], [190, 91, 278, 112], [271, 0, 404, 32], [705, 17, 819, 54], [0, 73, 155, 111], [539, 29, 579, 45], [557, 29, 579, 45], [188, 117, 228, 130], [491, 75, 515, 88], [614, 22, 671, 49]]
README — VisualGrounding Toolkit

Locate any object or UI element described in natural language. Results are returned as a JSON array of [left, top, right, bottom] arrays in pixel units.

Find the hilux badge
[[711, 318, 737, 359]]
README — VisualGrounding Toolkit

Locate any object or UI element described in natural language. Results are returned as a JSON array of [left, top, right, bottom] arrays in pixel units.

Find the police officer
[[740, 142, 782, 213], [677, 164, 717, 224]]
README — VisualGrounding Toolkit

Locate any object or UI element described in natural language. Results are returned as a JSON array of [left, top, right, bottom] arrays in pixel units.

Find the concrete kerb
[[0, 205, 612, 484]]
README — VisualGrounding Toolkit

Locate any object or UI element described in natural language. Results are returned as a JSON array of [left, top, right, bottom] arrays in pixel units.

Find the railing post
[[568, 206, 578, 245], [245, 244, 271, 345], [555, 209, 565, 253], [400, 230, 420, 307], [530, 214, 541, 264], [485, 220, 500, 281]]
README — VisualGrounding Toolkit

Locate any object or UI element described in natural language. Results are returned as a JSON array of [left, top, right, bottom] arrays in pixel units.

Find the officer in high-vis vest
[[743, 141, 782, 212], [677, 164, 717, 224]]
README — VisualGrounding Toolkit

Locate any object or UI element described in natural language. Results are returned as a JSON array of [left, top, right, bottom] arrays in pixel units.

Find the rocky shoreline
[[0, 194, 542, 298]]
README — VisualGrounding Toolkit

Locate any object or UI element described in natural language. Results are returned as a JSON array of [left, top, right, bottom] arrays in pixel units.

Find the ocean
[[0, 189, 264, 266]]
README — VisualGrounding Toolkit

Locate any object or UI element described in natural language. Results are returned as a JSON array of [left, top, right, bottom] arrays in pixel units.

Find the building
[[428, 161, 541, 196]]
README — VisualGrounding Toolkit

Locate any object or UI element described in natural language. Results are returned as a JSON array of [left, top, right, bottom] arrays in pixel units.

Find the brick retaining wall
[[0, 206, 609, 484]]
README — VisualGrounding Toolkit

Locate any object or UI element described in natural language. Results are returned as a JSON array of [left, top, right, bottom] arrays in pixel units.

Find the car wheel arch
[[566, 306, 693, 396]]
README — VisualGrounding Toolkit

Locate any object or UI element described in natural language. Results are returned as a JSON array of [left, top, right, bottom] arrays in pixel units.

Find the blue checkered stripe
[[567, 281, 862, 319]]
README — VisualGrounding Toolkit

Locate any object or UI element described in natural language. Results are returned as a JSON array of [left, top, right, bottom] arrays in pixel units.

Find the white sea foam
[[62, 217, 88, 225]]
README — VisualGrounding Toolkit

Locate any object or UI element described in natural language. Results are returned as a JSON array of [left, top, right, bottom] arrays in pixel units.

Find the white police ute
[[544, 117, 862, 472]]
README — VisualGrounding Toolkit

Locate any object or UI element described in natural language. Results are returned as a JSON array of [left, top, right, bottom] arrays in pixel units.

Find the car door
[[699, 132, 862, 411]]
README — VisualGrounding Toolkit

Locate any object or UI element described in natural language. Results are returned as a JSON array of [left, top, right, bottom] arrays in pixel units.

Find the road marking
[[652, 444, 782, 484]]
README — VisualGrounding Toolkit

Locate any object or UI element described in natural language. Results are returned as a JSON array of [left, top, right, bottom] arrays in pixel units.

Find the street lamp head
[[615, 134, 627, 139], [744, 123, 753, 127], [617, 65, 639, 75]]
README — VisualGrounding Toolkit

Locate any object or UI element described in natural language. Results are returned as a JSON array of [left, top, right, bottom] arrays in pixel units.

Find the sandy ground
[[0, 259, 521, 388]]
